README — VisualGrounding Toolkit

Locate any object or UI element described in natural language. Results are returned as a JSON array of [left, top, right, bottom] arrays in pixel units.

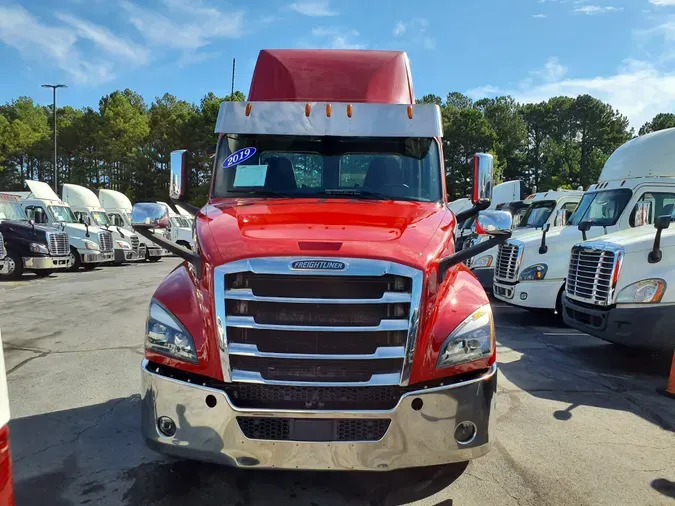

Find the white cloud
[[393, 21, 406, 36], [55, 13, 149, 64], [533, 13, 547, 18], [289, 1, 337, 17], [650, 0, 675, 5], [468, 58, 675, 130], [392, 18, 434, 50], [122, 0, 244, 51], [310, 27, 364, 49], [0, 4, 138, 85], [574, 5, 623, 14]]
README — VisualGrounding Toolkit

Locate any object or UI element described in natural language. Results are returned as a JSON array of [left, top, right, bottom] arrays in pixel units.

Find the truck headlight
[[29, 243, 49, 254], [437, 305, 494, 369], [473, 255, 493, 268], [84, 240, 100, 250], [146, 301, 198, 363], [519, 264, 548, 281], [616, 279, 666, 304], [116, 240, 131, 250]]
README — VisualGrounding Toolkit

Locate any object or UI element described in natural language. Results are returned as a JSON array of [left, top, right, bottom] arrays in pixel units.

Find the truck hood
[[59, 222, 107, 238], [202, 199, 450, 270], [582, 226, 668, 254], [0, 220, 53, 243]]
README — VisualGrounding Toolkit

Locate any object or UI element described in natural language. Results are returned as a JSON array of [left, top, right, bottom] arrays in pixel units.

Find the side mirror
[[472, 153, 494, 206], [475, 210, 512, 236], [554, 209, 567, 227], [82, 215, 91, 226], [29, 218, 35, 226], [649, 214, 672, 264], [131, 203, 170, 229], [634, 201, 652, 227], [578, 220, 592, 241], [170, 149, 189, 200]]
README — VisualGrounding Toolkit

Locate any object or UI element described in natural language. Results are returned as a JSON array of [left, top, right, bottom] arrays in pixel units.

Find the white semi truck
[[98, 189, 167, 262], [562, 214, 675, 351], [470, 189, 583, 288], [14, 180, 114, 270], [493, 127, 675, 315], [62, 184, 143, 265], [157, 201, 195, 250]]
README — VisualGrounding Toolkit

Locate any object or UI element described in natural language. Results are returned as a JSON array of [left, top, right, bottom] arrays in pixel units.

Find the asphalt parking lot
[[1, 259, 674, 506]]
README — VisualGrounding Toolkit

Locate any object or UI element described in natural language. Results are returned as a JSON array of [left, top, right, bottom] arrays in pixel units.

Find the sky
[[1, 0, 675, 130]]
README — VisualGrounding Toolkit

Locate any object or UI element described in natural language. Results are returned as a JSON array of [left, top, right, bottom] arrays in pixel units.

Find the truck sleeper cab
[[98, 189, 166, 262], [493, 127, 675, 314], [562, 207, 675, 351], [471, 189, 583, 289], [0, 194, 71, 279], [132, 49, 513, 472], [16, 180, 114, 270], [62, 184, 142, 265]]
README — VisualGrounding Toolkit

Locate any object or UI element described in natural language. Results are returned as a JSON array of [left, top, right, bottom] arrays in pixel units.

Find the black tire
[[67, 247, 82, 272], [34, 270, 54, 277], [148, 256, 161, 263], [176, 241, 191, 250], [83, 263, 97, 271], [0, 250, 24, 280]]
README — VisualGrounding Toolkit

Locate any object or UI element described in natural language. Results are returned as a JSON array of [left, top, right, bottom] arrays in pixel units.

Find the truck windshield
[[0, 201, 28, 221], [568, 189, 632, 227], [519, 201, 555, 229], [212, 135, 442, 202], [49, 205, 76, 223], [91, 211, 110, 227]]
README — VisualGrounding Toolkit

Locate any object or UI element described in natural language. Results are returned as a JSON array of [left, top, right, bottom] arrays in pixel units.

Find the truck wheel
[[0, 250, 23, 280], [148, 256, 161, 263], [177, 240, 191, 250], [34, 270, 54, 277], [67, 248, 82, 272], [83, 263, 97, 271]]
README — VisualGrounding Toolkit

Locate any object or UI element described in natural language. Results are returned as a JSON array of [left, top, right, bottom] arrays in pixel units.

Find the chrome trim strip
[[231, 369, 403, 387], [229, 343, 405, 360], [214, 257, 423, 386], [225, 289, 412, 304], [225, 316, 409, 332], [142, 359, 496, 414]]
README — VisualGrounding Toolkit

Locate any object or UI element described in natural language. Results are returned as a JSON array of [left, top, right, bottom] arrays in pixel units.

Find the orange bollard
[[663, 348, 675, 399]]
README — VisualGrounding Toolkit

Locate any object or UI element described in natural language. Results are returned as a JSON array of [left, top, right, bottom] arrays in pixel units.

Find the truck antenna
[[231, 58, 236, 98]]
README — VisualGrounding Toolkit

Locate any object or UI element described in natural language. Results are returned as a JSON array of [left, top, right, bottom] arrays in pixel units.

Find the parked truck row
[[0, 184, 187, 280]]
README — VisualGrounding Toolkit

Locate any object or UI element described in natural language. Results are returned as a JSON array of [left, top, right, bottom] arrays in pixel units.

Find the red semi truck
[[132, 49, 512, 471]]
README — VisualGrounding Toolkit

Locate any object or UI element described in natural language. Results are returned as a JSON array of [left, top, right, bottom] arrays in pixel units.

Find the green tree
[[639, 113, 675, 136]]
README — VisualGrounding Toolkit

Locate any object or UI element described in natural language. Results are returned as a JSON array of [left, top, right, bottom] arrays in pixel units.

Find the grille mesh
[[237, 417, 390, 442], [495, 243, 521, 281], [566, 246, 617, 305], [48, 232, 69, 256], [130, 235, 140, 252], [98, 231, 114, 252]]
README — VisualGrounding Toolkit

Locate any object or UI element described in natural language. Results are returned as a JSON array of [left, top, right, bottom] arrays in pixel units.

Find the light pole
[[41, 84, 67, 192]]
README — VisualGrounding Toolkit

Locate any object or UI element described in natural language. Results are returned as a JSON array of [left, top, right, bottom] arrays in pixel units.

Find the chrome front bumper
[[81, 251, 115, 264], [147, 248, 168, 257], [114, 249, 141, 263], [0, 259, 7, 273], [141, 360, 497, 471], [23, 256, 71, 270]]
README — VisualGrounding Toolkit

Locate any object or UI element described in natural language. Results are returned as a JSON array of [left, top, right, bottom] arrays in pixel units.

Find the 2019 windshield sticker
[[223, 147, 256, 168]]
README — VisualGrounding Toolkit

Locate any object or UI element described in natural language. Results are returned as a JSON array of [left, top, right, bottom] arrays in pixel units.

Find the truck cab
[[156, 201, 195, 250], [16, 180, 115, 270], [562, 214, 675, 352], [0, 194, 71, 279], [471, 189, 583, 289], [493, 127, 675, 314], [98, 189, 166, 262], [61, 184, 142, 265], [129, 49, 513, 472]]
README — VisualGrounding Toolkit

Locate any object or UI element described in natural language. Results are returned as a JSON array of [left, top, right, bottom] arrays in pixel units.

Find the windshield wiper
[[231, 190, 292, 199], [315, 189, 416, 201]]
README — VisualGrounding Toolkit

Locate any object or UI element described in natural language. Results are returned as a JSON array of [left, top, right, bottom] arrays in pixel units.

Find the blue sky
[[1, 0, 675, 129]]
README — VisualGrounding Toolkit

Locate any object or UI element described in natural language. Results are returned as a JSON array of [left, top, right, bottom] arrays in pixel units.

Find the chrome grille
[[566, 244, 622, 306], [214, 258, 422, 387], [47, 231, 69, 256], [130, 235, 140, 253], [495, 241, 522, 282], [0, 233, 5, 260], [98, 231, 113, 252]]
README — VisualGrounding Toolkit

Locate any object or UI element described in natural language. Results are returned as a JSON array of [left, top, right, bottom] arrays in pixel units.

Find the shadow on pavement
[[493, 304, 675, 432], [651, 478, 675, 500], [11, 396, 465, 506]]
